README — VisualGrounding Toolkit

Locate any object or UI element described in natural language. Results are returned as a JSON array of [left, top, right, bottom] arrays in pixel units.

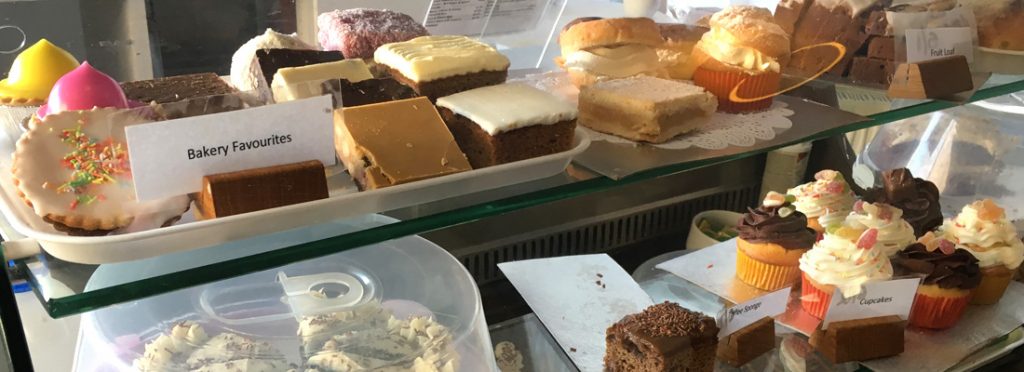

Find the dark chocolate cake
[[605, 302, 718, 372]]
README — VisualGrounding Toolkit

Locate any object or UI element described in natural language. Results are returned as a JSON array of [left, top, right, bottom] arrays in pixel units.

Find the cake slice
[[323, 77, 418, 108], [271, 59, 374, 102], [605, 302, 718, 372], [435, 84, 577, 168], [374, 35, 510, 102], [120, 73, 245, 119], [334, 97, 471, 190], [579, 76, 716, 143]]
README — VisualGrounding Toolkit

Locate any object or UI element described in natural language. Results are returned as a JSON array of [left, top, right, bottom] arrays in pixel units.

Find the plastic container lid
[[75, 216, 496, 371]]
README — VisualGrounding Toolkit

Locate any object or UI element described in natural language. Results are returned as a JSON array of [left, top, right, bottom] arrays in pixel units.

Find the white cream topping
[[272, 59, 374, 102], [229, 28, 313, 96], [563, 45, 663, 78], [844, 203, 917, 258], [435, 84, 577, 135], [299, 301, 457, 371], [699, 27, 781, 72], [941, 202, 1024, 269], [374, 36, 509, 82], [13, 108, 190, 231], [787, 173, 856, 222], [799, 233, 894, 297]]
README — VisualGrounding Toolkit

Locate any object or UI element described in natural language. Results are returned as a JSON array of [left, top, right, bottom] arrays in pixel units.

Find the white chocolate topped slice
[[13, 107, 190, 231], [436, 84, 577, 135], [272, 59, 374, 102], [374, 35, 510, 82]]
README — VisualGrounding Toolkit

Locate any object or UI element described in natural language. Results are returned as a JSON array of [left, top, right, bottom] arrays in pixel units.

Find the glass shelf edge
[[24, 79, 1024, 318]]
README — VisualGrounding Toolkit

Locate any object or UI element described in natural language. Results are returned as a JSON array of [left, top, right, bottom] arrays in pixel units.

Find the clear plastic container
[[854, 98, 1024, 220], [73, 216, 496, 371]]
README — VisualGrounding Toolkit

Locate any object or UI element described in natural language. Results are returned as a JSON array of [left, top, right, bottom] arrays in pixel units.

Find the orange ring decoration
[[727, 42, 847, 104]]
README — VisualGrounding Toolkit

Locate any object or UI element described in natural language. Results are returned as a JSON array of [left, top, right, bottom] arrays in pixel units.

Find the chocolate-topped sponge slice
[[322, 77, 418, 108], [256, 48, 344, 86], [121, 73, 236, 104], [605, 301, 718, 372]]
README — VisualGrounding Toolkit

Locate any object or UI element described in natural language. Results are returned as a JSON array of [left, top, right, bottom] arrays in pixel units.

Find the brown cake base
[[809, 315, 905, 363], [385, 67, 507, 102], [437, 108, 575, 168], [195, 160, 329, 219], [717, 317, 776, 367]]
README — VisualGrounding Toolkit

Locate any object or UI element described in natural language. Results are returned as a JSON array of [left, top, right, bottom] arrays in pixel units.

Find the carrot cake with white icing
[[435, 84, 577, 168], [12, 108, 190, 235], [374, 36, 509, 101]]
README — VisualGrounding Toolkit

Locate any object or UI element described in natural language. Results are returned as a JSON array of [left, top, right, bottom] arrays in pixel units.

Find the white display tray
[[0, 126, 589, 264]]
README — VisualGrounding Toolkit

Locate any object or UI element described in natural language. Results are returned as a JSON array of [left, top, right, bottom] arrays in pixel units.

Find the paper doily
[[583, 101, 795, 150]]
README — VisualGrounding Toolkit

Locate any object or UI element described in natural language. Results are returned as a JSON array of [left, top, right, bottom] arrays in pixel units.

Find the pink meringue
[[36, 62, 129, 118]]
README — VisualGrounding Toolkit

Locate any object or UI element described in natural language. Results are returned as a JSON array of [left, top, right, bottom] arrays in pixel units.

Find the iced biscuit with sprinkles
[[12, 108, 190, 235]]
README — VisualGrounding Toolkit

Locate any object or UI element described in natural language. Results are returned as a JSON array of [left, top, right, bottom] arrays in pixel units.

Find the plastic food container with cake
[[71, 220, 496, 371]]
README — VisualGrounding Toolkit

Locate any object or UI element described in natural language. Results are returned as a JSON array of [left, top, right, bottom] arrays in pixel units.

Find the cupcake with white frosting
[[939, 199, 1024, 304], [798, 227, 894, 319], [842, 201, 917, 258], [788, 170, 856, 234]]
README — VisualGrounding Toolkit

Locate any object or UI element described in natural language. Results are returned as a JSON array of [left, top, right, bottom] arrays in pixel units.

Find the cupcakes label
[[821, 278, 920, 329], [126, 95, 335, 200]]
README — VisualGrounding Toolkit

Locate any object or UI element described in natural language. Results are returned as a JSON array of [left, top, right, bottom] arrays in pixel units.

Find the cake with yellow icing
[[0, 39, 79, 131], [374, 36, 509, 102]]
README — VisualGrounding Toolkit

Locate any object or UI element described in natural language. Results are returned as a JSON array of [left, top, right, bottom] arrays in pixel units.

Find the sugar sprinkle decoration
[[56, 116, 129, 210]]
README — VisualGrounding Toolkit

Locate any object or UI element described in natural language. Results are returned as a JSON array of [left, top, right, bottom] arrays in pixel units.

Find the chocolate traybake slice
[[605, 302, 718, 372], [374, 35, 509, 102], [322, 77, 418, 108], [120, 72, 236, 104], [435, 83, 576, 168], [256, 48, 344, 86]]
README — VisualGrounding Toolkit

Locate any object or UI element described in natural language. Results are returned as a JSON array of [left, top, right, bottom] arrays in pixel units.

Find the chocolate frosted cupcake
[[894, 240, 981, 329], [864, 168, 942, 237], [736, 191, 818, 290]]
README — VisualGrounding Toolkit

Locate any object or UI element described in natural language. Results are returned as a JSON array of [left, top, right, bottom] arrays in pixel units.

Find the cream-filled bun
[[557, 17, 667, 87], [688, 6, 790, 74]]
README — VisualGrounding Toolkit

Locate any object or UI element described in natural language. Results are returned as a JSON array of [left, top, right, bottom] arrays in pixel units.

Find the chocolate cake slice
[[435, 84, 576, 168], [256, 49, 344, 86], [374, 35, 509, 102], [120, 73, 245, 119], [605, 302, 718, 372], [196, 160, 329, 219], [322, 78, 418, 108]]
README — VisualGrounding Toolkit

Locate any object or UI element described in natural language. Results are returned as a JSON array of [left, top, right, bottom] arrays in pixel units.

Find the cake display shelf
[[655, 240, 1024, 372], [0, 127, 588, 264]]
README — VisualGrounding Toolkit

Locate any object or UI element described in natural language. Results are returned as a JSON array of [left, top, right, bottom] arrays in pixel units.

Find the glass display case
[[2, 0, 1024, 371]]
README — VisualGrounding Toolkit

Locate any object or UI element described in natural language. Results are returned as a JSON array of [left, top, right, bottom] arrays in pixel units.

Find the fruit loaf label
[[125, 95, 335, 200], [905, 27, 974, 63], [716, 287, 790, 337], [821, 278, 920, 329]]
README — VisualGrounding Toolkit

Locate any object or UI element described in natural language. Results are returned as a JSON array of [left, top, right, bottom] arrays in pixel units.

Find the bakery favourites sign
[[821, 278, 920, 329], [126, 95, 335, 200], [716, 287, 790, 337]]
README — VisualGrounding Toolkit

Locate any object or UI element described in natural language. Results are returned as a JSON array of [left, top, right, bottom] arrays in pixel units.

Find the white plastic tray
[[0, 127, 589, 264]]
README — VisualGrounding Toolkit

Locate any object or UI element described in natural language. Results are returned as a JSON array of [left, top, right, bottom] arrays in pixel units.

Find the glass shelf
[[8, 75, 1024, 319]]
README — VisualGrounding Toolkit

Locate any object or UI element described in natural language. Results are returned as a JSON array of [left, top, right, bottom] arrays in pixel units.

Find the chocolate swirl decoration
[[738, 202, 817, 250], [893, 243, 982, 290], [865, 168, 943, 237]]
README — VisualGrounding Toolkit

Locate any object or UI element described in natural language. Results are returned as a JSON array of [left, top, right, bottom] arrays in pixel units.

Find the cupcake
[[787, 170, 856, 234], [799, 227, 894, 319], [894, 239, 981, 330], [843, 201, 917, 258], [863, 168, 942, 237], [688, 6, 790, 113], [939, 199, 1024, 305], [735, 191, 817, 290], [0, 39, 79, 131]]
